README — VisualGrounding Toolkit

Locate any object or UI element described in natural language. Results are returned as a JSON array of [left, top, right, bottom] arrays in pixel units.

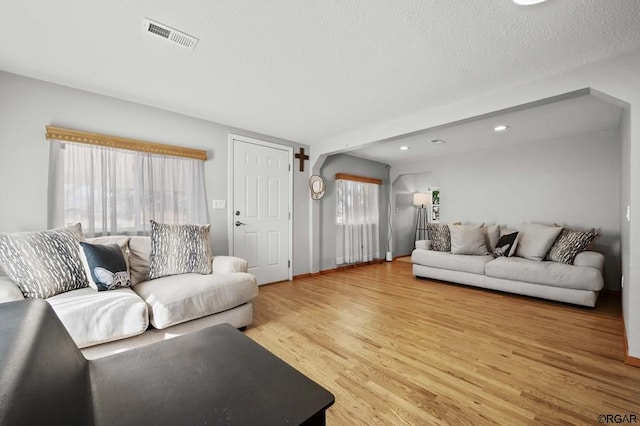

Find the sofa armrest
[[415, 240, 431, 250], [212, 256, 248, 274], [573, 251, 604, 270], [0, 275, 25, 303]]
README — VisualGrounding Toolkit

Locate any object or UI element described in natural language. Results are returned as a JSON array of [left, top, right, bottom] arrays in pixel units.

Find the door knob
[[235, 221, 247, 227]]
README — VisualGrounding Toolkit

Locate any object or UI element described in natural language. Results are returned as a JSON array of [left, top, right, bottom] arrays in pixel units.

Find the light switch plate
[[212, 199, 226, 209]]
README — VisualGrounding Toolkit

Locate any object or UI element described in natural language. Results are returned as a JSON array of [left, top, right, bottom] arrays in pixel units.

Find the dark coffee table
[[1, 300, 334, 425], [91, 322, 335, 425]]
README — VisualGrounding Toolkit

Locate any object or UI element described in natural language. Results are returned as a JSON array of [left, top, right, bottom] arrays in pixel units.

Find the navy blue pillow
[[493, 232, 518, 257], [79, 242, 131, 291]]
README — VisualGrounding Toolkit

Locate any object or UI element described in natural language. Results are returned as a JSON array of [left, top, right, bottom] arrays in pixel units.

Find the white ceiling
[[347, 92, 623, 165], [1, 1, 639, 148]]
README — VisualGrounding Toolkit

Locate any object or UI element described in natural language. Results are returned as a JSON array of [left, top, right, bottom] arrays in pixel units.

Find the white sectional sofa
[[411, 223, 605, 307], [0, 235, 258, 357]]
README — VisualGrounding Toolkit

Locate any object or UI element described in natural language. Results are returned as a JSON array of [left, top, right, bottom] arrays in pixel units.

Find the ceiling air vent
[[141, 18, 198, 50]]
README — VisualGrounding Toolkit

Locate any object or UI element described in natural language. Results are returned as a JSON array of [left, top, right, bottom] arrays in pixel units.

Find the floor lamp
[[413, 193, 430, 244]]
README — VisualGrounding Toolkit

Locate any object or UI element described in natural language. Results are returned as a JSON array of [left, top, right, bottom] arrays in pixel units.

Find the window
[[49, 140, 207, 236], [335, 178, 380, 265]]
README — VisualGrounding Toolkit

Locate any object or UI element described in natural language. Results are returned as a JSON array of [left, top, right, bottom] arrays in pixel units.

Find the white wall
[[393, 192, 417, 256], [0, 71, 311, 276], [621, 108, 631, 324], [392, 129, 621, 289], [318, 154, 390, 271], [392, 172, 436, 256]]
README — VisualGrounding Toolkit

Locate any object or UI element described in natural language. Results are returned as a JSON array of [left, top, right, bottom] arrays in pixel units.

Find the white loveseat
[[411, 223, 605, 307], [0, 235, 258, 357]]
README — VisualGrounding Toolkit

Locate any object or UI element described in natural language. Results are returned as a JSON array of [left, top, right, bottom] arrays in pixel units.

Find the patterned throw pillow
[[0, 223, 88, 299], [148, 220, 212, 279], [79, 242, 131, 291], [546, 229, 601, 264], [427, 223, 452, 252], [493, 232, 518, 257]]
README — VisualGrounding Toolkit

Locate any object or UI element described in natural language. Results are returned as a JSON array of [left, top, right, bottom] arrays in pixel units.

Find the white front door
[[231, 136, 292, 285]]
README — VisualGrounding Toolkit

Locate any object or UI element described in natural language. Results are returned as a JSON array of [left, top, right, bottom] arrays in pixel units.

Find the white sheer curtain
[[48, 141, 208, 236], [335, 179, 380, 265]]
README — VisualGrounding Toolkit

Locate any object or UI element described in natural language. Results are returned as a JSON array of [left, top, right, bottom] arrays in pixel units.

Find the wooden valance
[[45, 125, 208, 161], [335, 173, 383, 185]]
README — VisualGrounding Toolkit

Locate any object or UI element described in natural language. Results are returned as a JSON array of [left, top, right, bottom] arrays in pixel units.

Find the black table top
[[90, 323, 335, 426]]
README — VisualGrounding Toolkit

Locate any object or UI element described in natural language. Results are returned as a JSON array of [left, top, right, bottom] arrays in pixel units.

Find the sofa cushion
[[46, 287, 148, 348], [411, 249, 494, 275], [128, 236, 151, 286], [0, 224, 88, 299], [133, 273, 258, 329], [148, 221, 213, 280], [79, 242, 131, 291], [484, 256, 604, 291], [546, 229, 601, 265], [515, 223, 563, 261], [449, 224, 487, 255], [86, 235, 130, 252]]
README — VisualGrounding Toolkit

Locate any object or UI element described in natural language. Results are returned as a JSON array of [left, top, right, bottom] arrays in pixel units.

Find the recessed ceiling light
[[513, 0, 551, 5], [430, 139, 446, 144], [494, 125, 510, 132], [400, 146, 409, 150]]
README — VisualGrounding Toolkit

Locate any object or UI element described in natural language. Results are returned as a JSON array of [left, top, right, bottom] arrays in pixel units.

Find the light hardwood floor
[[245, 261, 640, 425]]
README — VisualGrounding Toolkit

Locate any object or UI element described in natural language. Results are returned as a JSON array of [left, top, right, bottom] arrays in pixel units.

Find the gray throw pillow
[[515, 223, 563, 261], [148, 220, 213, 279], [483, 224, 500, 253], [0, 223, 88, 298], [546, 229, 601, 264], [449, 224, 488, 255]]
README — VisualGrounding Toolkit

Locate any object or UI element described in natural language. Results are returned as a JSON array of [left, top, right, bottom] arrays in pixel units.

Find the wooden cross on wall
[[294, 147, 309, 172]]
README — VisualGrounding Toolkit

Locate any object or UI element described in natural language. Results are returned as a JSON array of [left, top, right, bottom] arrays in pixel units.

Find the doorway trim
[[228, 133, 293, 281]]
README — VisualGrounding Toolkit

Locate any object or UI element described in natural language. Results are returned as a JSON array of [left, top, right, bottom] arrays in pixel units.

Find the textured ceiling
[[347, 93, 623, 166], [1, 0, 639, 147]]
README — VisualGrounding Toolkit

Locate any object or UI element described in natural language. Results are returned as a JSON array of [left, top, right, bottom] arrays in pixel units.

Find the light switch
[[212, 199, 226, 209]]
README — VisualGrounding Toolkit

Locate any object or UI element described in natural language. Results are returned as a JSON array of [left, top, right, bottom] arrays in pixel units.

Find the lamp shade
[[413, 192, 430, 207]]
